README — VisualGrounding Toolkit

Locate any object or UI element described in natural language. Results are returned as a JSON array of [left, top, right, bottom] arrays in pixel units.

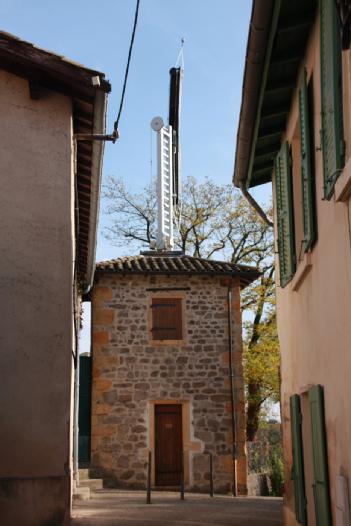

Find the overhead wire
[[74, 0, 141, 144], [113, 0, 141, 136]]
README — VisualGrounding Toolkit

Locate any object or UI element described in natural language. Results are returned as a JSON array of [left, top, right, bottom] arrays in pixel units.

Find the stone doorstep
[[79, 478, 104, 490], [78, 468, 90, 480], [73, 485, 91, 501], [73, 468, 104, 501]]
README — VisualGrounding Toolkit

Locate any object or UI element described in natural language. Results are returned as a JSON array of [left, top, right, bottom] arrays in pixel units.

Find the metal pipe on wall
[[73, 341, 80, 482], [227, 287, 238, 497], [239, 181, 273, 228], [73, 138, 82, 483]]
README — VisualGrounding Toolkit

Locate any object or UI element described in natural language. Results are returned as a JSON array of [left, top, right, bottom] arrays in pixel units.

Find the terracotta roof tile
[[95, 253, 260, 289]]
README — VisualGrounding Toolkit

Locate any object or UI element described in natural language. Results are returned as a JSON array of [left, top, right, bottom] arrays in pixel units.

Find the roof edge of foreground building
[[233, 0, 316, 190]]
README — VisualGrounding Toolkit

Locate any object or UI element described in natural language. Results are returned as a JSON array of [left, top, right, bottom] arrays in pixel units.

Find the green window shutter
[[309, 385, 332, 526], [299, 70, 317, 251], [320, 0, 344, 199], [290, 395, 307, 525], [275, 141, 296, 287]]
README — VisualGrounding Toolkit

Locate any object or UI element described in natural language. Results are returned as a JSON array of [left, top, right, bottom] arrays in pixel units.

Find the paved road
[[72, 490, 283, 526]]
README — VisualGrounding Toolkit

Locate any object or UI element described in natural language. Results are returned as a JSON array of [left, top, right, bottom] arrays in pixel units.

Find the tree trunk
[[245, 267, 275, 441], [246, 382, 262, 441]]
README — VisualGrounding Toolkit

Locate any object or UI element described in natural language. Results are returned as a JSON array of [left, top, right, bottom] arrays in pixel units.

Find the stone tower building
[[90, 253, 259, 494]]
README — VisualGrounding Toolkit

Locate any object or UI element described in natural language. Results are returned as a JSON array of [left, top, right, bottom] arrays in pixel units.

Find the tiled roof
[[0, 31, 111, 92], [95, 253, 260, 288]]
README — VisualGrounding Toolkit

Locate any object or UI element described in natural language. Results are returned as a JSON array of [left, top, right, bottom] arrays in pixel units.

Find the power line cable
[[114, 0, 141, 135], [74, 0, 141, 144]]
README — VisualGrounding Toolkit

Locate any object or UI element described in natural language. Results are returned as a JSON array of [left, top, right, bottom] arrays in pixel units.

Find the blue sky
[[2, 0, 271, 351]]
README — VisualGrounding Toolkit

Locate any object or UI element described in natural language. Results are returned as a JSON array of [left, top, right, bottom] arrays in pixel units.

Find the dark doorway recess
[[78, 355, 92, 464], [155, 404, 183, 486]]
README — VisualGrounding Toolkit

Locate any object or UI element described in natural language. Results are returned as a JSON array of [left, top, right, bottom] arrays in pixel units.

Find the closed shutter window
[[309, 385, 332, 526], [299, 69, 317, 251], [275, 141, 296, 287], [320, 0, 344, 199], [290, 395, 307, 526], [151, 298, 182, 340]]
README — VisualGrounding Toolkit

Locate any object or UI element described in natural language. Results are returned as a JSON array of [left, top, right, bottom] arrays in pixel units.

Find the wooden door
[[155, 404, 183, 486]]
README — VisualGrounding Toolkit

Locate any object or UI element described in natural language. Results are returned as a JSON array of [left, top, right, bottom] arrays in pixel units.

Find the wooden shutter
[[309, 385, 332, 526], [320, 0, 344, 199], [299, 70, 317, 251], [151, 298, 182, 340], [290, 395, 307, 526], [275, 141, 296, 287]]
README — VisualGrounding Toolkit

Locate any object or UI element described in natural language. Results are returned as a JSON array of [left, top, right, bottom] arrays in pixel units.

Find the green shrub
[[267, 445, 284, 496]]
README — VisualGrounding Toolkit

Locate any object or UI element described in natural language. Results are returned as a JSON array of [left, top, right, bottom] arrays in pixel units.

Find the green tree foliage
[[103, 175, 279, 440], [244, 305, 280, 441]]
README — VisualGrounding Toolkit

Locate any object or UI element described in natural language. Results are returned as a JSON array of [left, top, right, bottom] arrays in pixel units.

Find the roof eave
[[82, 90, 108, 292], [233, 0, 278, 190], [233, 1, 317, 189], [0, 31, 111, 96], [94, 267, 261, 289]]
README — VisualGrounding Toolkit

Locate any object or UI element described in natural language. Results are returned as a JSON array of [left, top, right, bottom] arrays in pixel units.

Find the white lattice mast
[[150, 62, 183, 251], [153, 121, 174, 249]]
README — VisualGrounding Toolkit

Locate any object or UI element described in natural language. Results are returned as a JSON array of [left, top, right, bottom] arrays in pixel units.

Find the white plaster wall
[[274, 19, 351, 525], [0, 70, 74, 481]]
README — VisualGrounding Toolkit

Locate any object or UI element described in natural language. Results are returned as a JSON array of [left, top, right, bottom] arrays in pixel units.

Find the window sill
[[335, 157, 351, 202], [291, 252, 313, 292]]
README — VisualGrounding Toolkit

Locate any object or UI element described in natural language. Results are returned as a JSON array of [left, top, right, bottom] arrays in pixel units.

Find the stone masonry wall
[[91, 273, 247, 494]]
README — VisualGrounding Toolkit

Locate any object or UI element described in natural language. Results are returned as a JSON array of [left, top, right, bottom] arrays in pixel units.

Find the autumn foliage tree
[[103, 175, 278, 440]]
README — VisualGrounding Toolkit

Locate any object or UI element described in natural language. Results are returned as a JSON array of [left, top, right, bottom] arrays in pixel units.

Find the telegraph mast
[[151, 65, 183, 251]]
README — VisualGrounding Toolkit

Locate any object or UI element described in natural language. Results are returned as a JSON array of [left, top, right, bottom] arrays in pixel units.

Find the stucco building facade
[[0, 33, 110, 525], [90, 254, 259, 495], [234, 1, 351, 525]]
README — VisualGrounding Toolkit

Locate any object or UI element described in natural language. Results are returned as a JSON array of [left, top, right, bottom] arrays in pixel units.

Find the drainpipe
[[239, 181, 273, 228], [73, 138, 80, 486], [227, 287, 237, 497], [73, 332, 80, 485]]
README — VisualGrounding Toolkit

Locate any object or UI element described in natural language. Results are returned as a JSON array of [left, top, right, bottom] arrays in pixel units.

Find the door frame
[[147, 399, 202, 487]]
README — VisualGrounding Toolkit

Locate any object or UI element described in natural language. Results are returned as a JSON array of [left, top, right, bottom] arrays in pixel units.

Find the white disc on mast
[[151, 116, 164, 132]]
